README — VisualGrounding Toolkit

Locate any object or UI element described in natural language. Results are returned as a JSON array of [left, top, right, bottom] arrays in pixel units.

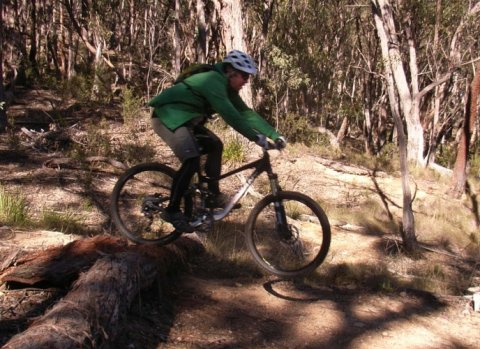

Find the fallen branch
[[427, 162, 453, 176], [43, 156, 128, 171], [20, 126, 72, 151]]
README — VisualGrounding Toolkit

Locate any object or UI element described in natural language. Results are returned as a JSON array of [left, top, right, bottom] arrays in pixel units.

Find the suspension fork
[[269, 173, 291, 239]]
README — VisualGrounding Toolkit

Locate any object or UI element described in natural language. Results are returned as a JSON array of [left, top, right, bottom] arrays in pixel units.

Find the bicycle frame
[[189, 148, 282, 227]]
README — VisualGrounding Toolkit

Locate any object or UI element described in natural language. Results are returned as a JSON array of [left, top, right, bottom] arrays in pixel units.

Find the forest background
[[0, 1, 480, 262], [0, 1, 480, 347]]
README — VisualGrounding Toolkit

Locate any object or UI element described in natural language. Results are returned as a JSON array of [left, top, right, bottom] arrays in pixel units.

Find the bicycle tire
[[110, 162, 182, 245], [245, 191, 331, 278]]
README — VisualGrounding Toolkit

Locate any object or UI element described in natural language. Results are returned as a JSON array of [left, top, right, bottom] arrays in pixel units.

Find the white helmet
[[223, 50, 257, 75]]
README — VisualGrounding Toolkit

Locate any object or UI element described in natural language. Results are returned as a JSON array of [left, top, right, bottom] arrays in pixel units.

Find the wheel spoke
[[246, 192, 331, 277], [111, 164, 182, 245]]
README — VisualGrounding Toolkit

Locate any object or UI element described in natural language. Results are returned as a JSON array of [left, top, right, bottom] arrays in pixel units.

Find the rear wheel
[[245, 191, 331, 278], [110, 163, 182, 245]]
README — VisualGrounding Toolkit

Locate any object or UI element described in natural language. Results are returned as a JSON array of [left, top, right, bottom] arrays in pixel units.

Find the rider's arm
[[191, 72, 281, 141], [228, 92, 281, 141]]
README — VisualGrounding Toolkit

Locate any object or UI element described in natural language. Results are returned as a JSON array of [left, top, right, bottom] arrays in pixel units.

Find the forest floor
[[1, 88, 480, 348]]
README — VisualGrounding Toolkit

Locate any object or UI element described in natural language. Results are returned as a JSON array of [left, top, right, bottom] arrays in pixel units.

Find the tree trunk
[[0, 235, 202, 286], [173, 0, 182, 75], [258, 0, 275, 72], [213, 0, 253, 107], [372, 0, 417, 252], [336, 115, 349, 147], [28, 0, 39, 76], [371, 0, 461, 166], [63, 1, 123, 81], [373, 0, 422, 164], [196, 0, 207, 62], [0, 236, 129, 285], [2, 253, 157, 349], [424, 0, 444, 166], [362, 106, 374, 155], [0, 0, 7, 132], [451, 63, 480, 197], [91, 38, 104, 101]]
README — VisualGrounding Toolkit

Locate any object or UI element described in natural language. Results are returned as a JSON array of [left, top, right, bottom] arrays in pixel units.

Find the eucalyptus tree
[[371, 0, 417, 252], [368, 0, 480, 250], [0, 0, 6, 132], [369, 0, 480, 166], [451, 62, 480, 198]]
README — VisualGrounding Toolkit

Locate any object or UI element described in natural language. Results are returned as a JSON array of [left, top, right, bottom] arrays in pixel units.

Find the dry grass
[[0, 186, 30, 226]]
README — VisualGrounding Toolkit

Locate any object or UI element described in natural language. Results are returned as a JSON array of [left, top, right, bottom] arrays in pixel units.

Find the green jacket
[[148, 63, 280, 142]]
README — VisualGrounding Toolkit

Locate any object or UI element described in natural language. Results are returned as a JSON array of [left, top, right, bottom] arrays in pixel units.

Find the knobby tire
[[245, 191, 331, 278], [110, 162, 182, 245]]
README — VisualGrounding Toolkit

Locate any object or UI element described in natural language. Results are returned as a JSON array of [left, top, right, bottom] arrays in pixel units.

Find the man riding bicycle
[[149, 49, 286, 232]]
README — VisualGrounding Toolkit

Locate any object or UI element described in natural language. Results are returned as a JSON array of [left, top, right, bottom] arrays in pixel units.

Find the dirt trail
[[153, 274, 479, 349], [3, 236, 479, 349]]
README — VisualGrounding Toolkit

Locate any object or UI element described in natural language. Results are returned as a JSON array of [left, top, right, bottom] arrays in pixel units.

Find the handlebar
[[255, 134, 284, 151], [263, 142, 277, 151]]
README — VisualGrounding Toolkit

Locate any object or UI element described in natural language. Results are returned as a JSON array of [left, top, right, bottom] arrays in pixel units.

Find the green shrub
[[70, 119, 113, 158], [40, 209, 85, 234], [0, 187, 29, 226], [223, 138, 245, 164], [60, 74, 93, 102], [470, 151, 480, 178], [375, 142, 400, 172], [122, 88, 144, 127], [278, 112, 317, 145], [436, 143, 457, 169]]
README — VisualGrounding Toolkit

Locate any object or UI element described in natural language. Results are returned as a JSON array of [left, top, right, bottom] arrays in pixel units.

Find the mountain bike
[[110, 140, 331, 278]]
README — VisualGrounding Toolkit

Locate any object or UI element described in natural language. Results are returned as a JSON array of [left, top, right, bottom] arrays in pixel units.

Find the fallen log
[[0, 235, 129, 286], [3, 252, 157, 349], [1, 235, 204, 349]]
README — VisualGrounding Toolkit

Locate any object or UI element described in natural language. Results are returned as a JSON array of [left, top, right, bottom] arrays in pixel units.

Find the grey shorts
[[151, 117, 200, 162], [152, 116, 223, 163]]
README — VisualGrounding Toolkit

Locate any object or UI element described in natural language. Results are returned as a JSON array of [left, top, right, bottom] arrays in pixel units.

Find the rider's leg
[[194, 125, 240, 209], [167, 156, 200, 212], [152, 118, 204, 205], [152, 117, 201, 231], [194, 125, 223, 194]]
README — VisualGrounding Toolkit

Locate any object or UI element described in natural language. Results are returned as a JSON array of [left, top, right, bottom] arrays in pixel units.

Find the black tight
[[167, 125, 223, 212], [167, 157, 200, 212], [196, 126, 223, 194]]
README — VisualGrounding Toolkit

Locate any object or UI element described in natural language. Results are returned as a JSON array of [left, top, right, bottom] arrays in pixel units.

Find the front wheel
[[245, 191, 331, 278], [110, 163, 182, 245]]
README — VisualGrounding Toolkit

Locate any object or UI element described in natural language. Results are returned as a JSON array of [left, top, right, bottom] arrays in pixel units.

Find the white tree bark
[[372, 0, 417, 251], [373, 0, 480, 165], [374, 0, 424, 164]]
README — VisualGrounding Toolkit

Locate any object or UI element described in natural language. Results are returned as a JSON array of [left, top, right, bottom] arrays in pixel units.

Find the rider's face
[[229, 70, 250, 92]]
